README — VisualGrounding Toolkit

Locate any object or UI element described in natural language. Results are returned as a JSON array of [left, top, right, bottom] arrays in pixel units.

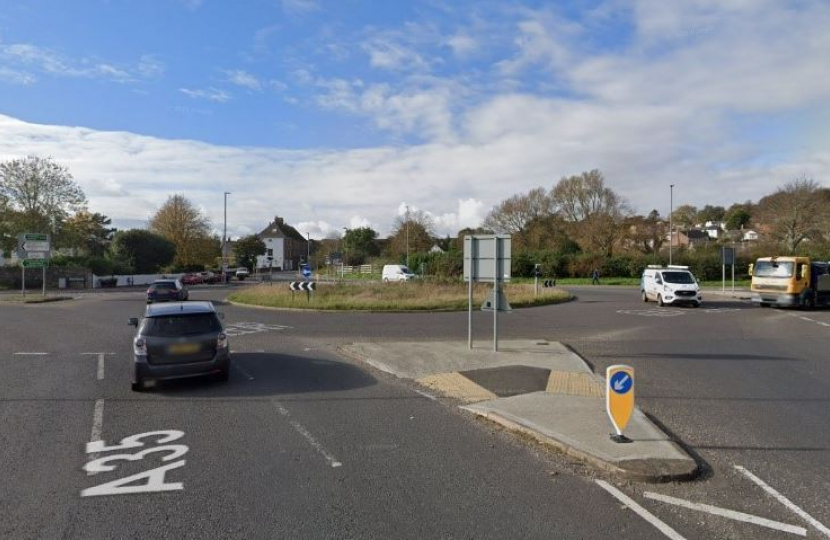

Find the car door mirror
[[217, 312, 225, 320], [128, 317, 139, 327]]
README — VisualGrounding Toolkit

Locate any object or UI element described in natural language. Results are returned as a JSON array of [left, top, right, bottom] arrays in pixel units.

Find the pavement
[[340, 340, 698, 481]]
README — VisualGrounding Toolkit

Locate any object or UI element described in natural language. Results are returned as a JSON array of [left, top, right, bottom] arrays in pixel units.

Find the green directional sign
[[22, 259, 48, 268]]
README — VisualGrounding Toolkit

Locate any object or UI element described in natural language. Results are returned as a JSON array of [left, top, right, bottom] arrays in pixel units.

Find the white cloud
[[446, 33, 478, 58], [281, 0, 319, 15], [179, 87, 231, 102], [225, 69, 262, 91], [0, 67, 36, 85]]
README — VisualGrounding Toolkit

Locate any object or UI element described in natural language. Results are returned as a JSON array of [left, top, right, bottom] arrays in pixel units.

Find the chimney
[[274, 216, 284, 225]]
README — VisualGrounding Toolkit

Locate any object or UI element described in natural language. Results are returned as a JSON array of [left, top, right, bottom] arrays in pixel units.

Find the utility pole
[[405, 204, 410, 268], [342, 227, 347, 281], [223, 191, 231, 282], [669, 184, 674, 266], [306, 232, 310, 264]]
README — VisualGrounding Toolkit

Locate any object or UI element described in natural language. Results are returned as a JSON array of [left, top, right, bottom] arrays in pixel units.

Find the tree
[[0, 156, 87, 240], [233, 235, 265, 271], [389, 209, 435, 260], [670, 204, 698, 230], [60, 211, 116, 256], [482, 187, 554, 235], [696, 205, 726, 224], [343, 227, 380, 265], [754, 177, 830, 254], [109, 229, 176, 274], [724, 203, 752, 230], [624, 210, 667, 255], [149, 194, 212, 267], [551, 169, 629, 256]]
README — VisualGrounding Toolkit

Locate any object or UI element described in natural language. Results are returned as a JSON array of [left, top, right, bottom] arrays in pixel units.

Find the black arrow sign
[[290, 281, 317, 292]]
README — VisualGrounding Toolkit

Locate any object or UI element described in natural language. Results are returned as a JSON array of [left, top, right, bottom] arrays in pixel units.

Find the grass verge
[[228, 282, 573, 311], [0, 295, 73, 304]]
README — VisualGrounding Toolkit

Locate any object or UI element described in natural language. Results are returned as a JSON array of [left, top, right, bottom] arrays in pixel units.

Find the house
[[255, 216, 309, 271], [669, 230, 710, 249], [429, 244, 446, 254], [742, 230, 759, 242], [703, 221, 725, 240]]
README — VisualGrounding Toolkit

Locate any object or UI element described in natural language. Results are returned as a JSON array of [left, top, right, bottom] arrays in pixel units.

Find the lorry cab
[[750, 256, 830, 309], [641, 265, 702, 307]]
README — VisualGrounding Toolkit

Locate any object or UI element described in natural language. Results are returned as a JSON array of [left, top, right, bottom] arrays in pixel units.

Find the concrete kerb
[[338, 340, 699, 482]]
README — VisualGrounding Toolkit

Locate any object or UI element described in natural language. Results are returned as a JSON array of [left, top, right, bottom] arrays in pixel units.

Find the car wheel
[[803, 292, 815, 311], [216, 368, 230, 382], [692, 302, 700, 308], [382, 278, 389, 283], [131, 380, 145, 392], [641, 291, 648, 303], [658, 294, 665, 307]]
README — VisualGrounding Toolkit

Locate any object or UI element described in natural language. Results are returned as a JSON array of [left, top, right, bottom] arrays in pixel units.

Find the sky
[[0, 0, 828, 239]]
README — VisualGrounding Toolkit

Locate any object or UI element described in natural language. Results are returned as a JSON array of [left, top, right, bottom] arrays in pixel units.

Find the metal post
[[468, 275, 473, 349], [493, 239, 499, 353], [732, 260, 735, 292], [42, 265, 46, 296], [722, 263, 726, 291], [22, 265, 25, 298], [223, 191, 230, 283], [534, 274, 538, 297], [306, 232, 310, 265], [405, 205, 410, 268], [669, 184, 674, 265]]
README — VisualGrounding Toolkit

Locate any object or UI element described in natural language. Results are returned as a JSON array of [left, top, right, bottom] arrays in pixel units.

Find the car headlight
[[663, 285, 671, 293], [217, 333, 228, 349], [133, 337, 147, 356]]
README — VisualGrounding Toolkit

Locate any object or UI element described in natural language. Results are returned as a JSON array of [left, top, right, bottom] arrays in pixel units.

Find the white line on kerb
[[735, 465, 830, 538], [595, 480, 687, 540], [644, 491, 806, 536], [273, 401, 342, 468], [232, 360, 254, 381]]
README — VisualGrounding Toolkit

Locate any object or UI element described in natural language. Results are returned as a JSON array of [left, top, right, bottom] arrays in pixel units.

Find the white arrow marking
[[644, 492, 806, 536], [613, 374, 630, 391]]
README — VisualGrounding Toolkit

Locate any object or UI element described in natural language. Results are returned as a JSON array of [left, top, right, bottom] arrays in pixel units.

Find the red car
[[181, 273, 203, 285]]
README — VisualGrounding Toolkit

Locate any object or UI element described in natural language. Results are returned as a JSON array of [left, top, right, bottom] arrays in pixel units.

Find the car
[[181, 273, 203, 285], [146, 279, 189, 304], [128, 301, 230, 391], [382, 264, 416, 282], [235, 267, 250, 280], [641, 265, 702, 307], [199, 271, 219, 284]]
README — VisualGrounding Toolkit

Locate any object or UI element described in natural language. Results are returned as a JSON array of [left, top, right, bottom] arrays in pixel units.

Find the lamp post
[[669, 184, 674, 266], [223, 191, 231, 282], [405, 204, 410, 268], [306, 232, 310, 266], [342, 227, 347, 281]]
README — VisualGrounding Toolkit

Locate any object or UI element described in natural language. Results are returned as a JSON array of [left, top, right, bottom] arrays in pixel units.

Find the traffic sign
[[606, 365, 635, 442], [289, 281, 316, 292], [22, 259, 48, 268], [301, 265, 311, 278]]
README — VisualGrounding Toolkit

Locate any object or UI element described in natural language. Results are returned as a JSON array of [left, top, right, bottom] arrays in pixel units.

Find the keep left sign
[[606, 365, 634, 441]]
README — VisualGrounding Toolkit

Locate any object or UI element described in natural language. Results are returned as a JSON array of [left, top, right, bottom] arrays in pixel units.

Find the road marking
[[799, 316, 814, 322], [735, 465, 830, 538], [224, 322, 291, 337], [595, 480, 687, 540], [273, 401, 342, 468], [413, 389, 437, 401], [232, 360, 254, 381], [14, 352, 48, 355], [97, 354, 105, 380], [643, 492, 806, 536], [617, 309, 686, 318], [88, 399, 105, 473]]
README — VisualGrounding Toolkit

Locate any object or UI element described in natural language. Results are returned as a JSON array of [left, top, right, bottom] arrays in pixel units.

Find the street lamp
[[669, 185, 674, 266], [306, 232, 310, 266], [223, 191, 231, 282], [342, 227, 348, 280], [405, 204, 410, 268]]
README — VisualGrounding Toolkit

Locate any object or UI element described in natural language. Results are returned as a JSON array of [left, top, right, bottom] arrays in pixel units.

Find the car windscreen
[[141, 313, 221, 337], [754, 261, 794, 278], [661, 271, 696, 284]]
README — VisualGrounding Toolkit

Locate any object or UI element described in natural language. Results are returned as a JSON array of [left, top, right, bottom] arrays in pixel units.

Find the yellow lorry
[[749, 256, 830, 309]]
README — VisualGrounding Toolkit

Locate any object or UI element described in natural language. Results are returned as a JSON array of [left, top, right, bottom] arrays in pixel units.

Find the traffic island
[[338, 340, 699, 482]]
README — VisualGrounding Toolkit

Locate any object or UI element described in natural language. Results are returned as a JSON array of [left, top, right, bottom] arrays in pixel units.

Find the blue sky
[[1, 0, 828, 238]]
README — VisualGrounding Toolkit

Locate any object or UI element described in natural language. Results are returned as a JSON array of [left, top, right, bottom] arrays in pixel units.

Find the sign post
[[464, 235, 511, 351], [722, 246, 735, 292], [18, 233, 51, 297], [606, 365, 635, 443]]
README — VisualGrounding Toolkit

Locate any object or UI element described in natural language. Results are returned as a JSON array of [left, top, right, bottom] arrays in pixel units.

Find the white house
[[742, 230, 759, 241], [254, 216, 309, 271]]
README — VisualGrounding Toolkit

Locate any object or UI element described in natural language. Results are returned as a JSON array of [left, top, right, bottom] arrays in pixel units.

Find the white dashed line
[[414, 389, 437, 401], [232, 360, 255, 381], [273, 401, 342, 468], [14, 352, 48, 355], [735, 466, 830, 538], [643, 492, 806, 536], [97, 354, 105, 380], [595, 480, 687, 540]]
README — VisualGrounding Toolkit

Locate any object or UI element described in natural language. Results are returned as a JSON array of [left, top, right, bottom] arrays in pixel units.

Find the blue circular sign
[[301, 265, 311, 278], [609, 371, 633, 394]]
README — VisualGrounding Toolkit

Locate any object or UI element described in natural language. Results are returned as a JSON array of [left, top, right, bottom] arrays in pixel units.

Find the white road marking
[[595, 480, 687, 540], [799, 316, 814, 322], [232, 360, 254, 381], [224, 322, 291, 337], [643, 492, 806, 536], [14, 352, 48, 355], [617, 309, 686, 318], [414, 389, 437, 401], [273, 401, 342, 468], [735, 465, 830, 538], [97, 354, 105, 380], [88, 399, 105, 474]]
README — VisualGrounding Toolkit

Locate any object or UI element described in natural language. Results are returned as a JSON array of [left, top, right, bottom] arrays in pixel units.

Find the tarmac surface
[[0, 281, 828, 539]]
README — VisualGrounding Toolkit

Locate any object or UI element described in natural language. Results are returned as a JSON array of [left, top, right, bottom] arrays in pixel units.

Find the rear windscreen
[[141, 314, 221, 337], [151, 282, 176, 291]]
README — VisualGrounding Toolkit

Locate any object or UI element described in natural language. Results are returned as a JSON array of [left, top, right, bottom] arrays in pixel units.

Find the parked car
[[199, 271, 219, 284], [146, 279, 189, 304], [382, 264, 416, 282], [235, 267, 250, 280], [181, 273, 203, 285], [128, 301, 229, 391]]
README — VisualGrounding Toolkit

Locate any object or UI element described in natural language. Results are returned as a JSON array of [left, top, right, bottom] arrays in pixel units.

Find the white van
[[382, 264, 416, 282], [641, 265, 702, 307]]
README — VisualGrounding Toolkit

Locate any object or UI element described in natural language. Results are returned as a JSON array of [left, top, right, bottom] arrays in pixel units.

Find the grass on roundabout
[[228, 281, 573, 311]]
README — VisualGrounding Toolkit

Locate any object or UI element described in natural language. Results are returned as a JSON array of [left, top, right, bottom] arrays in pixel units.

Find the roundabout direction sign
[[606, 365, 635, 443]]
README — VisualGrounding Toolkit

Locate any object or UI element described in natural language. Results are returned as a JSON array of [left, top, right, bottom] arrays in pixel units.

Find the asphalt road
[[0, 285, 828, 539]]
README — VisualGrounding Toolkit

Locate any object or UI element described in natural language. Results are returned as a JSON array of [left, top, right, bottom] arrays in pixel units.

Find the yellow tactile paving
[[545, 371, 604, 398], [417, 372, 498, 403]]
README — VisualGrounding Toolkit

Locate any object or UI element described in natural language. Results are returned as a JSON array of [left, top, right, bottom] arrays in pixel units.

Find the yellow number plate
[[168, 343, 200, 355]]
